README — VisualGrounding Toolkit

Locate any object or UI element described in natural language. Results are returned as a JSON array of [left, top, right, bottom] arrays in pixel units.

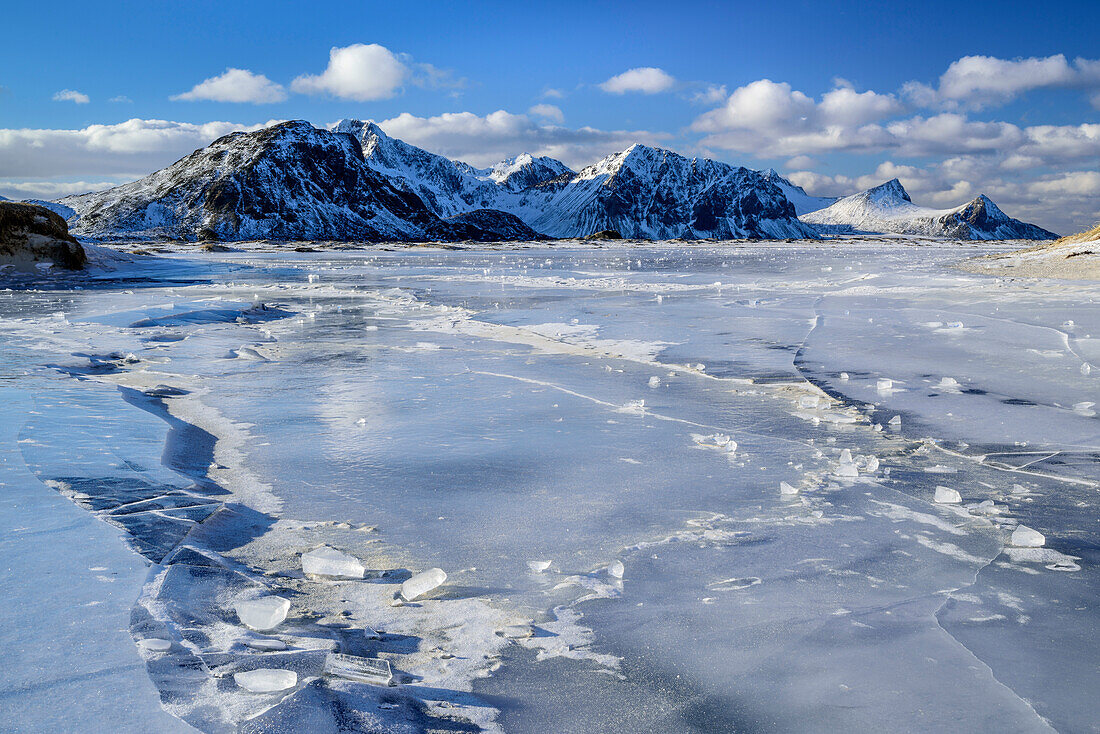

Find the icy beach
[[1, 239, 1097, 733]]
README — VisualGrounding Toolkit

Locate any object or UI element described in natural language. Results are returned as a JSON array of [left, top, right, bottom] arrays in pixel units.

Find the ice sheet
[[1, 240, 1096, 732]]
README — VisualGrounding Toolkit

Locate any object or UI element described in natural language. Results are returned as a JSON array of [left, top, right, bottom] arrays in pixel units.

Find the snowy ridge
[[758, 169, 838, 216], [802, 179, 1058, 240], [488, 153, 573, 191], [339, 119, 572, 218], [526, 144, 819, 239]]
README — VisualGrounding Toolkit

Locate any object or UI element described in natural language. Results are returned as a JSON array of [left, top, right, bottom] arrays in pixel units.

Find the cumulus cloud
[[688, 84, 728, 105], [691, 79, 903, 156], [53, 89, 89, 104], [527, 104, 564, 123], [291, 44, 409, 101], [688, 72, 1100, 178], [541, 88, 565, 99], [172, 68, 287, 103], [377, 110, 667, 168], [904, 54, 1100, 110], [599, 67, 676, 95], [0, 118, 275, 178]]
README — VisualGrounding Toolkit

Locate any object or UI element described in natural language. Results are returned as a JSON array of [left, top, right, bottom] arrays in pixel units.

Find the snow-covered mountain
[[54, 119, 817, 242], [488, 153, 573, 192], [758, 169, 837, 215], [802, 179, 1057, 240], [524, 145, 818, 239], [337, 119, 572, 218], [60, 121, 537, 242], [330, 121, 814, 239]]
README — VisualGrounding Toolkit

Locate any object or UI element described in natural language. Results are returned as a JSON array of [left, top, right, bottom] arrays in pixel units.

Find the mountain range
[[800, 178, 1058, 240], [46, 120, 1056, 243]]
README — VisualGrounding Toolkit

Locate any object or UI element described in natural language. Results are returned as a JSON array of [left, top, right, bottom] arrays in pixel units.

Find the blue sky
[[1, 0, 1098, 232]]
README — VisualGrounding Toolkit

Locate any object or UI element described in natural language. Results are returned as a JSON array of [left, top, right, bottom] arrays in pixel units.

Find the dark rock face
[[431, 209, 546, 241], [939, 195, 1058, 240], [582, 230, 623, 240], [0, 202, 86, 270]]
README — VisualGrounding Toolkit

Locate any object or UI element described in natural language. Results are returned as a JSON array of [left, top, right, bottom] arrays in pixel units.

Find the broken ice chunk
[[836, 463, 859, 478], [235, 596, 291, 631], [876, 378, 893, 392], [648, 376, 661, 388], [301, 545, 366, 579], [798, 395, 820, 409], [137, 638, 172, 653], [937, 377, 961, 391], [934, 486, 962, 504], [1010, 526, 1045, 548], [780, 482, 799, 496], [888, 415, 902, 428], [527, 560, 552, 573], [608, 560, 625, 579], [839, 372, 850, 382], [234, 668, 297, 693], [245, 637, 287, 652], [323, 652, 393, 685], [1073, 401, 1096, 417], [401, 568, 447, 601], [839, 449, 853, 463], [620, 399, 645, 414], [864, 456, 880, 473], [969, 499, 1000, 516]]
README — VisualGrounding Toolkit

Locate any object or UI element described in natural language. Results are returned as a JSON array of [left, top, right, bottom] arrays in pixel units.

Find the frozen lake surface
[[1, 240, 1097, 732]]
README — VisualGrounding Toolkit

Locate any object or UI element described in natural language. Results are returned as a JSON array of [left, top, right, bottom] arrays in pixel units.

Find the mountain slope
[[338, 119, 572, 218], [758, 169, 837, 215], [802, 179, 1057, 240], [62, 121, 444, 241], [526, 145, 818, 239]]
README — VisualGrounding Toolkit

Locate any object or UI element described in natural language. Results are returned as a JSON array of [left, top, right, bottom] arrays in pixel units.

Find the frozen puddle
[[1, 241, 1097, 733]]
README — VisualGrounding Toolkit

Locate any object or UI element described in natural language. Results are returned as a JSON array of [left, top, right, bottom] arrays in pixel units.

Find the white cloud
[[541, 88, 565, 99], [819, 85, 904, 126], [0, 179, 123, 200], [378, 110, 666, 168], [688, 84, 728, 105], [691, 79, 902, 156], [172, 68, 287, 103], [527, 104, 564, 123], [785, 155, 817, 169], [291, 44, 409, 101], [905, 54, 1100, 109], [599, 67, 676, 95], [108, 95, 132, 104], [53, 89, 89, 104], [0, 118, 275, 178]]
